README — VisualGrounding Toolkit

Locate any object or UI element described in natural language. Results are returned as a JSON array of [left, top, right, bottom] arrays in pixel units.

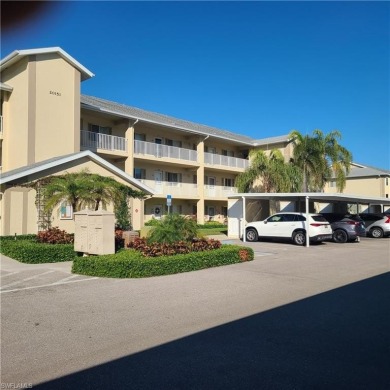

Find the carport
[[228, 192, 390, 247]]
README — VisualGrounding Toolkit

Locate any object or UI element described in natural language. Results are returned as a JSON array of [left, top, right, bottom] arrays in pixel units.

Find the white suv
[[245, 212, 333, 245]]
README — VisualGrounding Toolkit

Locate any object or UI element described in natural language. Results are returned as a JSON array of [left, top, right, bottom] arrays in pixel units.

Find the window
[[89, 124, 112, 135], [165, 139, 182, 147], [165, 172, 182, 183], [222, 206, 228, 217], [329, 181, 336, 188], [60, 202, 73, 220], [135, 133, 146, 141], [223, 178, 233, 187], [222, 150, 234, 157], [134, 168, 146, 180]]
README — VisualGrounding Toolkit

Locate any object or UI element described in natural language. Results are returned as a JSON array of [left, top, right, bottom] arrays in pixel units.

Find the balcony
[[140, 179, 198, 198], [204, 152, 249, 171], [80, 130, 128, 155], [204, 185, 238, 198], [0, 115, 3, 139], [134, 140, 198, 165]]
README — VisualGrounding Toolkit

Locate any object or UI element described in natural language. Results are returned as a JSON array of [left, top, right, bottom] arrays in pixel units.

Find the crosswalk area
[[0, 268, 98, 294]]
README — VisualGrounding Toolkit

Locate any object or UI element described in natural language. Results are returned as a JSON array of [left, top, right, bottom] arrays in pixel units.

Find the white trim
[[1, 47, 94, 81], [0, 150, 155, 195]]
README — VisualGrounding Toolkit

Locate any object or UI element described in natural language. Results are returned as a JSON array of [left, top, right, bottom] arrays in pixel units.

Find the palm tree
[[235, 149, 302, 193], [42, 171, 92, 213], [289, 129, 352, 192]]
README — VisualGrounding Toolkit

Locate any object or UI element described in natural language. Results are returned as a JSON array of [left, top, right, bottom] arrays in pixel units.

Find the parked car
[[321, 213, 366, 243], [357, 213, 390, 238], [245, 212, 333, 246]]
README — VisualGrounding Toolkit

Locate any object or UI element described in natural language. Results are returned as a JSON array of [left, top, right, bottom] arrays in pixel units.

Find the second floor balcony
[[204, 152, 249, 171], [134, 140, 198, 164]]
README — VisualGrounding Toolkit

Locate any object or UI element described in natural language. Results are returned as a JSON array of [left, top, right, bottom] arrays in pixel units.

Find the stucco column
[[197, 139, 205, 224], [124, 121, 135, 175]]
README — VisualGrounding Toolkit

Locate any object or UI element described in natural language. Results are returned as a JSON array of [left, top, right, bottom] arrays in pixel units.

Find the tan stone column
[[124, 120, 135, 175], [197, 139, 206, 224]]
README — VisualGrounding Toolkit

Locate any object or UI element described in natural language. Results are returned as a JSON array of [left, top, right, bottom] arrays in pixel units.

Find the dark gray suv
[[321, 213, 366, 243]]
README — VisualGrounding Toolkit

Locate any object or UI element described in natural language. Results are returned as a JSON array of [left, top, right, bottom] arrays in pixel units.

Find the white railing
[[0, 115, 3, 135], [204, 152, 249, 169], [141, 179, 198, 197], [204, 185, 238, 198], [80, 130, 127, 152], [134, 140, 198, 162]]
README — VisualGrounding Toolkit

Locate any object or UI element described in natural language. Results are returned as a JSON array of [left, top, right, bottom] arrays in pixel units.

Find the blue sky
[[1, 1, 389, 169]]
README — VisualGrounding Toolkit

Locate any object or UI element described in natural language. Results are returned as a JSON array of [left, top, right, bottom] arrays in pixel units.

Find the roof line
[[1, 150, 154, 195]]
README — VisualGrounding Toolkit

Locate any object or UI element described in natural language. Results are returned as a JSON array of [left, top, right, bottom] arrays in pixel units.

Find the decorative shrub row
[[196, 222, 226, 229], [0, 234, 37, 241], [37, 227, 74, 244], [72, 245, 254, 278], [0, 239, 76, 263], [127, 237, 222, 257]]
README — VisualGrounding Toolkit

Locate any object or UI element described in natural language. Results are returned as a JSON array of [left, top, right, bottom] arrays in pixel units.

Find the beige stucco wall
[[1, 53, 81, 172], [324, 177, 388, 198], [0, 159, 147, 235]]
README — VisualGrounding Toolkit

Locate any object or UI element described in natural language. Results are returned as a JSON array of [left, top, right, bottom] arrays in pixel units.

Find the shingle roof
[[81, 94, 288, 146], [347, 165, 390, 178]]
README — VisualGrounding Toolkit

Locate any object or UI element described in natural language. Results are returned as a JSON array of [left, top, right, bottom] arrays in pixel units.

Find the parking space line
[[0, 277, 99, 294], [0, 270, 56, 289], [52, 274, 79, 284], [1, 271, 20, 278]]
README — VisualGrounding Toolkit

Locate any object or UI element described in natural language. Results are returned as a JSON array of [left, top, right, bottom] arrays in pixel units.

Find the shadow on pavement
[[36, 273, 390, 390]]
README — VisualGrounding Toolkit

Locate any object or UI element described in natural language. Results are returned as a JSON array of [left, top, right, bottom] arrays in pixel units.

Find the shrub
[[0, 234, 37, 241], [127, 237, 222, 257], [0, 239, 76, 263], [147, 214, 198, 244], [197, 222, 226, 229], [72, 245, 254, 278], [37, 227, 74, 244]]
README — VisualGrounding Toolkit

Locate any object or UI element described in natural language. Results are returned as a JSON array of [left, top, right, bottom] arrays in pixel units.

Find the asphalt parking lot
[[1, 237, 389, 389]]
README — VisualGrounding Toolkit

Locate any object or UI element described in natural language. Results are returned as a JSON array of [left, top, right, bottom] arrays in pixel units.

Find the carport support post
[[306, 196, 310, 248], [242, 196, 246, 242]]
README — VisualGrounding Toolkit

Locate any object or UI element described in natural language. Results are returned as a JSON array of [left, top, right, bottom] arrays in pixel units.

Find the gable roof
[[0, 47, 94, 81], [81, 94, 289, 146], [0, 150, 154, 194]]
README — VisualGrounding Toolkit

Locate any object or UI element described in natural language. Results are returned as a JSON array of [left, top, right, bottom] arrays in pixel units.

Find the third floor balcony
[[80, 130, 127, 157]]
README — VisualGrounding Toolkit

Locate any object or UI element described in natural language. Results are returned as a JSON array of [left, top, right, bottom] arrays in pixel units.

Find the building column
[[124, 120, 135, 175], [197, 139, 205, 224]]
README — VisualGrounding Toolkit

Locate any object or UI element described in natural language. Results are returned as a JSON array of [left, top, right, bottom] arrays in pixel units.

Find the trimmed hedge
[[0, 239, 76, 263], [72, 245, 254, 278]]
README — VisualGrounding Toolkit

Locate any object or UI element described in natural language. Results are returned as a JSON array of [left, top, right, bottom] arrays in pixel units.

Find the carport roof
[[228, 192, 390, 206]]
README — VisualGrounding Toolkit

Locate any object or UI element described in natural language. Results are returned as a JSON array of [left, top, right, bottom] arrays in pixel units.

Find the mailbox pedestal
[[74, 210, 115, 255]]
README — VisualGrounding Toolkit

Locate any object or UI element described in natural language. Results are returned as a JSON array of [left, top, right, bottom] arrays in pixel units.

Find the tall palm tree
[[289, 129, 352, 192], [235, 149, 302, 193]]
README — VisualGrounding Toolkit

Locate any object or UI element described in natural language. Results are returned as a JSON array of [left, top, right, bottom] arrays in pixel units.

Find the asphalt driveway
[[1, 237, 389, 389]]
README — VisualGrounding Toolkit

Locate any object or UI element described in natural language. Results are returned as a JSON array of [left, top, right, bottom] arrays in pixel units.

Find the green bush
[[0, 239, 76, 263], [0, 234, 37, 241], [197, 222, 226, 229], [72, 245, 254, 278], [147, 214, 198, 244]]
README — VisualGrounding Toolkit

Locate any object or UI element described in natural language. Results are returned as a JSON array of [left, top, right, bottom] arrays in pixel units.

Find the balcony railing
[[140, 179, 198, 197], [0, 115, 3, 135], [81, 130, 127, 152], [204, 185, 238, 198], [204, 152, 249, 169], [134, 140, 198, 162]]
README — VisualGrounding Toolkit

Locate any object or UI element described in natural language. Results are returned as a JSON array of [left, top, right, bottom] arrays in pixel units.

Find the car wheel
[[333, 229, 348, 243], [370, 227, 384, 238], [246, 228, 258, 242], [292, 231, 306, 246]]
